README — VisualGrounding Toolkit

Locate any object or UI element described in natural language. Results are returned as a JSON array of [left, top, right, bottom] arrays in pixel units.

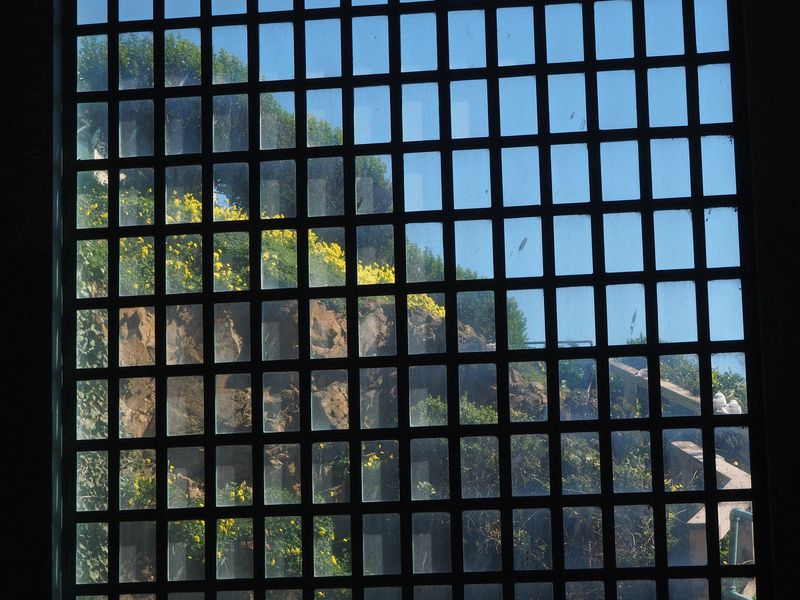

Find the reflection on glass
[[119, 32, 153, 90], [609, 357, 649, 419], [216, 517, 253, 579], [261, 92, 296, 150], [213, 26, 247, 84], [516, 582, 554, 600], [311, 370, 349, 430], [213, 94, 248, 152], [309, 298, 348, 359], [167, 375, 204, 436], [213, 163, 248, 221], [215, 373, 252, 434], [358, 296, 396, 356], [363, 514, 400, 575], [166, 97, 201, 155], [78, 35, 108, 92], [168, 447, 205, 509], [356, 154, 393, 214], [312, 441, 350, 504], [216, 445, 253, 507], [262, 300, 298, 360], [402, 83, 439, 141], [166, 165, 202, 223], [357, 225, 394, 285], [308, 156, 343, 216], [214, 302, 251, 362], [663, 428, 704, 490], [513, 508, 551, 570], [511, 435, 549, 496], [168, 520, 205, 581], [412, 513, 451, 573], [667, 503, 707, 566], [462, 510, 502, 572], [360, 368, 398, 429], [450, 79, 488, 139], [261, 230, 297, 289], [75, 522, 108, 584], [260, 159, 296, 217], [669, 579, 709, 600], [77, 102, 108, 160], [409, 365, 447, 427], [411, 438, 449, 500], [119, 100, 154, 157]]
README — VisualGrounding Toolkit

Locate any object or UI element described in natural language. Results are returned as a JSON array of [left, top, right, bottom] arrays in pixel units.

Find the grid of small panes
[[66, 0, 758, 599]]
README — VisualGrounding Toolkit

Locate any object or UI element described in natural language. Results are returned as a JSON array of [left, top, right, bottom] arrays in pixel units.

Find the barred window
[[65, 1, 757, 599]]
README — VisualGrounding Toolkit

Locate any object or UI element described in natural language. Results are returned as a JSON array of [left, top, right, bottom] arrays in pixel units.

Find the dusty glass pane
[[644, 0, 684, 56], [216, 445, 253, 507], [214, 302, 251, 362], [260, 22, 294, 81], [165, 29, 201, 86], [262, 299, 299, 360], [455, 220, 493, 279], [657, 282, 698, 343], [313, 441, 350, 504], [667, 503, 707, 566], [309, 228, 345, 287], [363, 514, 400, 575], [119, 306, 156, 366], [557, 287, 596, 347], [461, 437, 499, 498], [76, 239, 108, 299], [448, 10, 486, 69], [213, 26, 248, 84], [554, 214, 592, 275], [166, 97, 201, 155], [263, 371, 300, 433], [409, 365, 448, 427], [119, 168, 154, 226], [401, 13, 437, 72], [563, 506, 603, 569], [216, 517, 254, 579], [511, 435, 549, 495], [166, 165, 202, 224], [411, 438, 449, 500], [119, 32, 154, 90], [261, 92, 296, 150], [119, 521, 156, 582], [264, 444, 301, 505], [213, 94, 248, 152], [660, 355, 701, 417], [595, 0, 634, 59], [545, 3, 583, 63], [406, 223, 444, 282], [597, 70, 637, 130], [306, 19, 341, 78], [77, 102, 108, 160], [119, 377, 156, 438], [120, 449, 157, 509], [497, 7, 535, 66], [402, 83, 439, 141], [119, 100, 154, 157], [607, 283, 647, 345], [462, 510, 502, 571], [453, 149, 491, 208], [408, 292, 444, 349], [215, 373, 252, 434], [168, 447, 205, 509], [361, 440, 400, 502], [77, 170, 108, 229], [353, 16, 389, 75], [357, 225, 394, 285], [404, 152, 442, 211], [78, 35, 108, 92], [412, 513, 451, 573], [306, 89, 342, 147], [76, 522, 108, 584], [512, 508, 551, 571], [260, 159, 296, 217], [167, 375, 204, 436], [77, 451, 108, 512], [502, 147, 540, 206], [664, 428, 704, 490], [311, 369, 349, 430], [360, 367, 398, 429], [358, 296, 397, 357], [548, 74, 586, 133], [77, 380, 109, 439], [168, 520, 205, 581], [213, 233, 249, 291], [308, 156, 343, 216], [309, 298, 348, 359], [313, 515, 351, 576], [615, 505, 655, 567], [264, 516, 302, 577], [609, 357, 649, 419], [356, 154, 393, 214], [458, 363, 497, 423], [559, 358, 598, 419], [499, 76, 537, 136], [451, 79, 488, 139], [166, 236, 202, 294]]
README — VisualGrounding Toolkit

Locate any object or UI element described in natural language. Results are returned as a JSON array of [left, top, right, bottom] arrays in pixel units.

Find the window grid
[[64, 1, 760, 599]]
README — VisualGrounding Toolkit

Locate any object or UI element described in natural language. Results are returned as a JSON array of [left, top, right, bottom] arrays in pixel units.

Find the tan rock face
[[119, 306, 156, 367], [358, 298, 396, 356], [263, 372, 300, 433], [119, 376, 156, 438], [166, 304, 203, 364], [309, 299, 348, 358]]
